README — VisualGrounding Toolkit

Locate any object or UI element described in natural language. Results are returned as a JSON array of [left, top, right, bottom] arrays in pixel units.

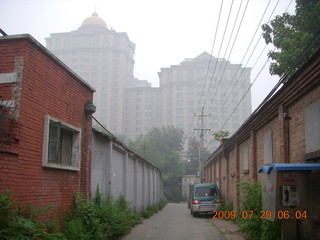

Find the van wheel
[[193, 212, 198, 217], [190, 209, 194, 215]]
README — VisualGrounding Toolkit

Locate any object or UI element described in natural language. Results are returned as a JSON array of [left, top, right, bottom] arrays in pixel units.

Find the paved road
[[122, 203, 225, 240]]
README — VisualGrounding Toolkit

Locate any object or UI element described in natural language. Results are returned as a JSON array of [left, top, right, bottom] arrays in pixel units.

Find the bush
[[0, 190, 63, 240], [63, 190, 141, 240], [0, 189, 141, 240], [219, 200, 234, 212], [158, 197, 168, 210], [238, 181, 281, 240], [141, 197, 168, 219], [142, 205, 158, 219]]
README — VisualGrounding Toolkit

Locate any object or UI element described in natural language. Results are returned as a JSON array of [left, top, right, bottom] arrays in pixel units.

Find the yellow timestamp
[[212, 210, 307, 220]]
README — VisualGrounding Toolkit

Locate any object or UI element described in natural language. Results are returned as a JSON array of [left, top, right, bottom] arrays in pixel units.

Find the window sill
[[43, 163, 80, 171], [243, 169, 249, 175]]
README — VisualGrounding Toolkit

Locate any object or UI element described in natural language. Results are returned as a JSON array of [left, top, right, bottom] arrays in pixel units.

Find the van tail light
[[192, 199, 200, 204], [215, 198, 220, 203]]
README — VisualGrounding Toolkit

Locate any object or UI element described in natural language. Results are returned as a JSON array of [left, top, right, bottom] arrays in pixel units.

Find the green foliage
[[63, 218, 90, 240], [238, 181, 281, 240], [63, 191, 141, 240], [262, 0, 320, 77], [142, 205, 159, 219], [128, 126, 186, 202], [212, 130, 230, 144], [185, 137, 211, 175], [219, 200, 234, 212], [63, 192, 105, 240], [0, 189, 141, 240], [0, 190, 64, 240], [218, 200, 236, 222], [141, 197, 168, 219], [158, 197, 168, 210]]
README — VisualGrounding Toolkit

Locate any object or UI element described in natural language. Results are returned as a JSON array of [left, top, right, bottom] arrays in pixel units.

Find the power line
[[205, 0, 281, 130], [202, 0, 273, 113], [205, 28, 320, 149], [201, 0, 251, 116], [202, 0, 298, 149], [195, 0, 225, 119], [191, 0, 293, 146], [194, 0, 250, 132]]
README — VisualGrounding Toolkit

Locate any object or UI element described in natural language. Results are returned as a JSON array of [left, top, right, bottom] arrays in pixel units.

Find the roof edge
[[258, 163, 320, 174], [0, 34, 96, 92], [92, 128, 161, 172]]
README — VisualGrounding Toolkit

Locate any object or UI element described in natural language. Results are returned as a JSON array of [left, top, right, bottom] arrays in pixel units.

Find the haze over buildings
[[46, 12, 252, 147]]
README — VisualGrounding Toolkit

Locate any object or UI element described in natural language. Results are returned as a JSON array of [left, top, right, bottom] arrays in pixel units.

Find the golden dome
[[82, 12, 107, 27]]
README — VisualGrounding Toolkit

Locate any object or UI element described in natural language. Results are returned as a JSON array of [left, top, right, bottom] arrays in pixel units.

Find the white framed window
[[42, 115, 81, 171]]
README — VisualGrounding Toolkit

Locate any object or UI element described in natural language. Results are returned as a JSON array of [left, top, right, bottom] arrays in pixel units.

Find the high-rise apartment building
[[158, 52, 252, 148], [46, 13, 252, 148], [46, 12, 135, 134], [124, 52, 252, 146]]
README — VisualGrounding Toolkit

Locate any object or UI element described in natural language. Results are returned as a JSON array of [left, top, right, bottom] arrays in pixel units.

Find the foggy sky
[[0, 0, 295, 110]]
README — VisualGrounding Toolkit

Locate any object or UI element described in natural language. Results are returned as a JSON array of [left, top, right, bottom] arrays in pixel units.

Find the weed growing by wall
[[0, 189, 141, 240], [0, 190, 63, 240], [63, 191, 141, 240], [142, 197, 168, 219], [238, 180, 281, 240]]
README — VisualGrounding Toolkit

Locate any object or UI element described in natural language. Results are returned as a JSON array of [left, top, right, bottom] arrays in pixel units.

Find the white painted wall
[[91, 129, 163, 212]]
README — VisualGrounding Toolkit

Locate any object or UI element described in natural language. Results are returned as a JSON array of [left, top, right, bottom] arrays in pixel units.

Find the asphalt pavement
[[121, 203, 225, 240]]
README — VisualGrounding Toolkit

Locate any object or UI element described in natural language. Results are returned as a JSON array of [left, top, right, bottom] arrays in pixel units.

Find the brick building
[[0, 34, 95, 214], [204, 49, 320, 239]]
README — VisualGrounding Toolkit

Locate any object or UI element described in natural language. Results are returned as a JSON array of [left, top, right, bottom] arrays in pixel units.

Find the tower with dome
[[46, 12, 136, 134]]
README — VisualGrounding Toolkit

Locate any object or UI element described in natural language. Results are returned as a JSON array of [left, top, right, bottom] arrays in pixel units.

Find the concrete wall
[[91, 129, 163, 213]]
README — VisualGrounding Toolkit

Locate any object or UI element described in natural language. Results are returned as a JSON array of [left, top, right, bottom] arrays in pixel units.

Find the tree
[[185, 137, 211, 175], [128, 126, 185, 202], [262, 0, 320, 77]]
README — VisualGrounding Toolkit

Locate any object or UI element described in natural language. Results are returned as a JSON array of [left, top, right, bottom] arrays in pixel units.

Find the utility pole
[[194, 107, 211, 183]]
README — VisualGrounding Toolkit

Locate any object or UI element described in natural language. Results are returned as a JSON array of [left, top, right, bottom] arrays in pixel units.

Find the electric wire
[[190, 0, 292, 149], [195, 0, 271, 139], [200, 0, 236, 112], [193, 0, 250, 134], [204, 27, 320, 149], [193, 0, 248, 137], [201, 0, 272, 115], [201, 0, 292, 149], [195, 0, 225, 123], [204, 0, 280, 130]]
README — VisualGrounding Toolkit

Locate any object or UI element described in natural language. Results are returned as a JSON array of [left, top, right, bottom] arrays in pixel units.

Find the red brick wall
[[0, 36, 94, 215], [220, 155, 228, 200], [204, 50, 320, 238], [289, 85, 320, 163]]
